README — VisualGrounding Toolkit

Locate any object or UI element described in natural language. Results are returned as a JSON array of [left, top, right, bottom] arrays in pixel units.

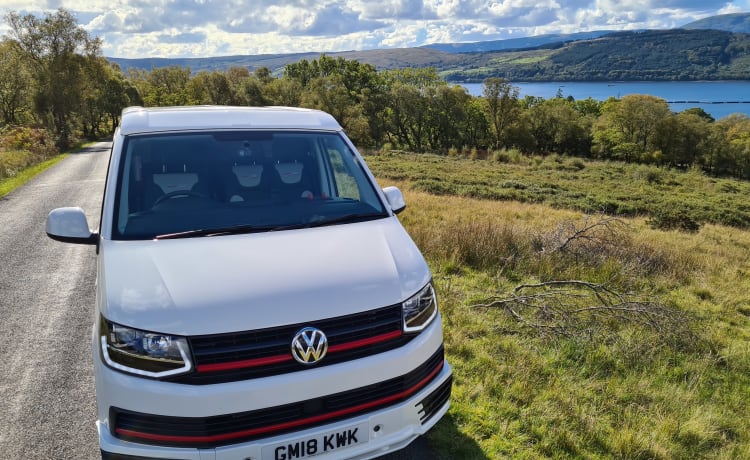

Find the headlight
[[99, 317, 192, 378], [402, 283, 438, 333]]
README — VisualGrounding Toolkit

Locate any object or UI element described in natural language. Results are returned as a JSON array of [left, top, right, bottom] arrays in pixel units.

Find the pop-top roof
[[119, 106, 342, 135]]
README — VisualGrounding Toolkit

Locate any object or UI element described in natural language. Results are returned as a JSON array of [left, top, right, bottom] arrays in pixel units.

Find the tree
[[301, 74, 370, 145], [0, 39, 32, 125], [380, 68, 445, 152], [285, 56, 386, 147], [132, 66, 193, 106], [426, 85, 473, 151], [715, 114, 750, 178], [5, 8, 101, 146], [188, 71, 235, 105], [592, 95, 672, 162], [655, 112, 710, 168], [483, 77, 520, 150], [264, 78, 303, 107], [528, 98, 591, 155]]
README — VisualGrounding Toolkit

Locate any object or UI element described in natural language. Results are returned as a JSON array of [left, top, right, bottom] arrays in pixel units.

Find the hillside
[[109, 29, 750, 82], [682, 12, 750, 33], [421, 31, 614, 53], [440, 29, 750, 82]]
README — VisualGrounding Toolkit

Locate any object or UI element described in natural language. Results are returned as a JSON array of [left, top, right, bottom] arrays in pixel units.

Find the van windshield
[[112, 131, 388, 240]]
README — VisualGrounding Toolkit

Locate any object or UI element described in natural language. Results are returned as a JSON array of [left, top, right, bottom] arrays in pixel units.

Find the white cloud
[[0, 0, 747, 57]]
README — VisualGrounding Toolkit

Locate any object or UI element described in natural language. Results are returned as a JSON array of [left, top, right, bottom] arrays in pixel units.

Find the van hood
[[98, 218, 430, 336]]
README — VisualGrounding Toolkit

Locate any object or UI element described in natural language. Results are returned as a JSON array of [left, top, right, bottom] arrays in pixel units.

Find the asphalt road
[[0, 143, 107, 459], [0, 142, 434, 460]]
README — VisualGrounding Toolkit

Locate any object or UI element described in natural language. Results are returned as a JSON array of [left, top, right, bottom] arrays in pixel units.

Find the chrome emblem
[[291, 327, 328, 364]]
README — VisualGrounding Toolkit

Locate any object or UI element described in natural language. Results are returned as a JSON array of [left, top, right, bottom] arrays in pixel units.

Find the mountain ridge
[[682, 12, 750, 33], [107, 13, 750, 82]]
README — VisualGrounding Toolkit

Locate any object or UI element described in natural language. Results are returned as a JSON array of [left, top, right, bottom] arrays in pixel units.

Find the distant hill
[[421, 31, 614, 53], [439, 29, 750, 82], [109, 48, 466, 75], [108, 28, 750, 82], [682, 13, 750, 33]]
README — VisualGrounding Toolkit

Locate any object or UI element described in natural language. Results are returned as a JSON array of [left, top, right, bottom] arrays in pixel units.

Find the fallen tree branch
[[473, 280, 692, 342]]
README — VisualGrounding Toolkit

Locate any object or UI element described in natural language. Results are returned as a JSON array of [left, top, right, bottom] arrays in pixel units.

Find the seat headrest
[[232, 164, 264, 187]]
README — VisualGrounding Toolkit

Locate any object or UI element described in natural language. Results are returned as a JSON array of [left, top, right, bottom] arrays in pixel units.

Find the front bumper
[[95, 317, 451, 460]]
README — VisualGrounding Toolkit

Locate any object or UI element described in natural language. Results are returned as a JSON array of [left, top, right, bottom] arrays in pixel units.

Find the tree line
[[2, 9, 750, 179]]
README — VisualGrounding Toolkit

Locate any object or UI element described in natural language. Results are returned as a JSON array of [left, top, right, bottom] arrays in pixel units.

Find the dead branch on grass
[[539, 213, 628, 255], [472, 280, 691, 341]]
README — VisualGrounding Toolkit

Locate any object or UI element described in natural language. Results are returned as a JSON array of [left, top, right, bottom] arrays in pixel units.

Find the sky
[[0, 0, 748, 59]]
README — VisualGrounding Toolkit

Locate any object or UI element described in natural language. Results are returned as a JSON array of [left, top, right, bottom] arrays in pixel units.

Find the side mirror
[[46, 207, 99, 245], [382, 186, 406, 214]]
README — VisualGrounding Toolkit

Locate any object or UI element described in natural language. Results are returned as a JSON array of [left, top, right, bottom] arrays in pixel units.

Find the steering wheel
[[153, 190, 208, 206]]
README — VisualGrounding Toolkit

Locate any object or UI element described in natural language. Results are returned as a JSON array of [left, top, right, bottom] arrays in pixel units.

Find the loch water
[[462, 81, 750, 120]]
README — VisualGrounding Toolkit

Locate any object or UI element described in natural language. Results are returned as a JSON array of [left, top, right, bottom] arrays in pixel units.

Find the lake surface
[[462, 81, 750, 120]]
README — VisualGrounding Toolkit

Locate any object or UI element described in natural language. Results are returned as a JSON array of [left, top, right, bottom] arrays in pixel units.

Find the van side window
[[326, 148, 360, 201]]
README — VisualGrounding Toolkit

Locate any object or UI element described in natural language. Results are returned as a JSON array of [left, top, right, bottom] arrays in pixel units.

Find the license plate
[[261, 423, 369, 460]]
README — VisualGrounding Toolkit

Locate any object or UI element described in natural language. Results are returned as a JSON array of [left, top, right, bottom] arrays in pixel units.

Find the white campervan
[[47, 106, 452, 460]]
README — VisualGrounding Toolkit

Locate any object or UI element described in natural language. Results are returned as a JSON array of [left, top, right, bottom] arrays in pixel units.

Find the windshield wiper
[[305, 212, 388, 228], [154, 213, 388, 240], [154, 223, 302, 240]]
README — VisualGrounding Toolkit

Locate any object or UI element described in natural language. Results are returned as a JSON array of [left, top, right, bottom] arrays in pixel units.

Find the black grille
[[417, 374, 452, 424], [171, 304, 411, 384], [112, 347, 446, 448]]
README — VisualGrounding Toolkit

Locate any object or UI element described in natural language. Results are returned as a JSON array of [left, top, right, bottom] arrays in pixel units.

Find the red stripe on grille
[[196, 330, 404, 373], [196, 354, 293, 373], [328, 330, 403, 353], [116, 360, 444, 444]]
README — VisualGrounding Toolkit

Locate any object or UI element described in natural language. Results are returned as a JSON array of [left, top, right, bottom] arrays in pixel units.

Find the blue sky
[[1, 0, 749, 58]]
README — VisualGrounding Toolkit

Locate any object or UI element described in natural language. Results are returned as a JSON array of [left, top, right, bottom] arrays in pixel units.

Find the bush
[[647, 207, 701, 233], [0, 126, 58, 160], [493, 148, 523, 164], [0, 127, 59, 180]]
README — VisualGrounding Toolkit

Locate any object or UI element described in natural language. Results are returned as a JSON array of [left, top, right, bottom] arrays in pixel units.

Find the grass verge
[[0, 155, 67, 199]]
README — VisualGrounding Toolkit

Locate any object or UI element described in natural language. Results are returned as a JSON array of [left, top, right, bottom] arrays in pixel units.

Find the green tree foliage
[[79, 58, 133, 138], [527, 98, 591, 155], [129, 66, 194, 106], [0, 39, 33, 125], [285, 55, 385, 146], [483, 77, 520, 149], [381, 68, 447, 152], [715, 114, 750, 178], [5, 8, 102, 146], [593, 95, 673, 161]]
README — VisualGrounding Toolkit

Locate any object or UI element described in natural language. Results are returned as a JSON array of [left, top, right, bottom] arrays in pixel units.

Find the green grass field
[[367, 151, 750, 459]]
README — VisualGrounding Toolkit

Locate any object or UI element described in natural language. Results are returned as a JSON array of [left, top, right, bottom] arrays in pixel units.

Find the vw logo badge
[[291, 327, 328, 364]]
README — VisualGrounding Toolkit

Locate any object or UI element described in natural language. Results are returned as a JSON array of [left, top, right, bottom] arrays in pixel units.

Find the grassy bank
[[368, 153, 750, 458], [0, 127, 63, 198], [0, 155, 66, 198]]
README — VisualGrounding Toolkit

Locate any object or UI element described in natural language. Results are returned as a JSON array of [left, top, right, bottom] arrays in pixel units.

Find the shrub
[[0, 127, 59, 180], [647, 207, 701, 233], [493, 148, 524, 164], [569, 158, 586, 171], [0, 126, 58, 160]]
